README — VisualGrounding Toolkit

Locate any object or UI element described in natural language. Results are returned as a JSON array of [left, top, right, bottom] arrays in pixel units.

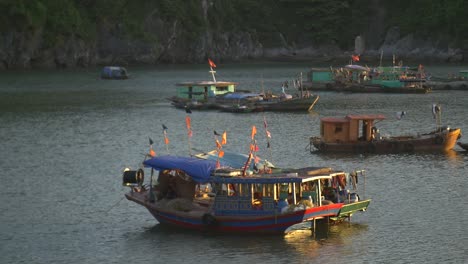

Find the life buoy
[[202, 213, 218, 226], [434, 135, 444, 145]]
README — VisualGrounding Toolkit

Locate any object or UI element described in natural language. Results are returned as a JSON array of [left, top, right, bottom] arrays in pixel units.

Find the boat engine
[[122, 168, 144, 187]]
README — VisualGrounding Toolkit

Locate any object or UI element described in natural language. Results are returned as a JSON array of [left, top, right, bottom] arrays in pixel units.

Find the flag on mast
[[148, 137, 156, 157], [208, 58, 217, 68], [162, 124, 170, 146]]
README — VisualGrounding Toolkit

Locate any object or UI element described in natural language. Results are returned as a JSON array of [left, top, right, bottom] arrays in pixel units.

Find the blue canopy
[[143, 156, 217, 183], [222, 93, 261, 100], [196, 150, 274, 170]]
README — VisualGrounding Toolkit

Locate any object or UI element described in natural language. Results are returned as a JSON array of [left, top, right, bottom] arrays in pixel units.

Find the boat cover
[[143, 156, 217, 183], [196, 150, 275, 170], [222, 93, 261, 99]]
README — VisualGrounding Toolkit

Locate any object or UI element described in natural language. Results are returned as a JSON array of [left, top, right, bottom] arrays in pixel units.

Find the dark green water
[[0, 63, 467, 264]]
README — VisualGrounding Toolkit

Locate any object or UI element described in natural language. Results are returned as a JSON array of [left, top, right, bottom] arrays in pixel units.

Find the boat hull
[[311, 128, 461, 153], [125, 191, 343, 234], [458, 142, 468, 151]]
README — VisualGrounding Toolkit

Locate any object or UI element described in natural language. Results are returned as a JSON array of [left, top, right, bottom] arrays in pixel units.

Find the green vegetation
[[0, 0, 467, 49]]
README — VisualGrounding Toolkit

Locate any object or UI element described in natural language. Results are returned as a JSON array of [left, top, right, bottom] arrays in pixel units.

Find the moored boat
[[195, 149, 370, 224], [123, 155, 347, 234], [310, 112, 462, 154], [168, 59, 319, 112], [101, 66, 129, 79], [301, 61, 431, 93]]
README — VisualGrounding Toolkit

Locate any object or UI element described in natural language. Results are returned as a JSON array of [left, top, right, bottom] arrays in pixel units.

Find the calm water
[[1, 63, 467, 264]]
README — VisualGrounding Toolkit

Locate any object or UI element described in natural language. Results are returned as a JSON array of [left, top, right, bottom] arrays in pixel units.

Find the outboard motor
[[122, 168, 144, 187]]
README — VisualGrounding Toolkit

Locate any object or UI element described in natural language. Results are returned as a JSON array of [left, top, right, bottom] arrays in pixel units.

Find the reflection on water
[[1, 64, 467, 264]]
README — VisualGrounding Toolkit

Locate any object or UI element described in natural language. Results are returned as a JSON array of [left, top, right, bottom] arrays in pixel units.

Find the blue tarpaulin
[[143, 156, 218, 183], [222, 93, 261, 100]]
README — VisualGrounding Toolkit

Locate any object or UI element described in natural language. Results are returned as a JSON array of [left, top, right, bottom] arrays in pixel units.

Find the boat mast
[[210, 67, 217, 83]]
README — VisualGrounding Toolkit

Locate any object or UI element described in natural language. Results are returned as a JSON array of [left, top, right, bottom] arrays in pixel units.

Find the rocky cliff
[[0, 0, 466, 70]]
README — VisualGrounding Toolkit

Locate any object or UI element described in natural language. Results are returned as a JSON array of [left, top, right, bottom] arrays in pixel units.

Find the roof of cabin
[[321, 114, 386, 123]]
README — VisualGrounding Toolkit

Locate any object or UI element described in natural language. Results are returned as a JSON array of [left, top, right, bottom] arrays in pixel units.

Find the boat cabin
[[175, 81, 238, 101], [320, 114, 385, 143], [307, 68, 333, 82], [459, 70, 468, 79], [209, 170, 335, 216]]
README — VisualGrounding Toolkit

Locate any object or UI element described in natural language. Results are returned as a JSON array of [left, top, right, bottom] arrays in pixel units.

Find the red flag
[[149, 148, 156, 157], [208, 58, 216, 68], [221, 131, 227, 145], [218, 150, 225, 158], [352, 55, 360, 62], [250, 144, 259, 152], [185, 116, 191, 130], [164, 137, 169, 145]]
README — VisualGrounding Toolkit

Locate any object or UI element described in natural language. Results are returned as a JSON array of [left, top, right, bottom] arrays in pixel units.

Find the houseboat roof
[[209, 173, 333, 184], [176, 81, 238, 86], [321, 114, 386, 123]]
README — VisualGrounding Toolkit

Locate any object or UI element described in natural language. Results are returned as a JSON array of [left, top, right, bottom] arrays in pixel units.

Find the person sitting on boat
[[371, 126, 377, 141]]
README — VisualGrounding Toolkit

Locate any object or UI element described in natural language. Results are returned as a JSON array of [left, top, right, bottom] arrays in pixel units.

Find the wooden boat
[[168, 63, 318, 112], [457, 142, 468, 151], [302, 64, 431, 93], [195, 150, 370, 224], [310, 114, 462, 154], [101, 66, 129, 79], [123, 156, 345, 234]]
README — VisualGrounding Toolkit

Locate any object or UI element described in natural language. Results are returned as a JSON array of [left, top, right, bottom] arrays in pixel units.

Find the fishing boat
[[195, 149, 370, 224], [168, 59, 319, 112], [301, 58, 431, 93], [331, 64, 431, 93], [310, 111, 462, 154], [100, 66, 129, 79], [123, 155, 346, 234]]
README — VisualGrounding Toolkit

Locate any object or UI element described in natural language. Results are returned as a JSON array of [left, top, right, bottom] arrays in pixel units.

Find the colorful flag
[[149, 148, 156, 157], [185, 116, 191, 130], [149, 137, 154, 145], [352, 55, 360, 62], [218, 150, 225, 158], [216, 139, 222, 149], [164, 136, 170, 145], [251, 126, 257, 140], [221, 131, 227, 145], [208, 58, 217, 68]]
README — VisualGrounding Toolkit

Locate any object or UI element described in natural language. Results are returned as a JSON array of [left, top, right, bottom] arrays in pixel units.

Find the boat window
[[335, 125, 342, 133], [216, 86, 229, 92]]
